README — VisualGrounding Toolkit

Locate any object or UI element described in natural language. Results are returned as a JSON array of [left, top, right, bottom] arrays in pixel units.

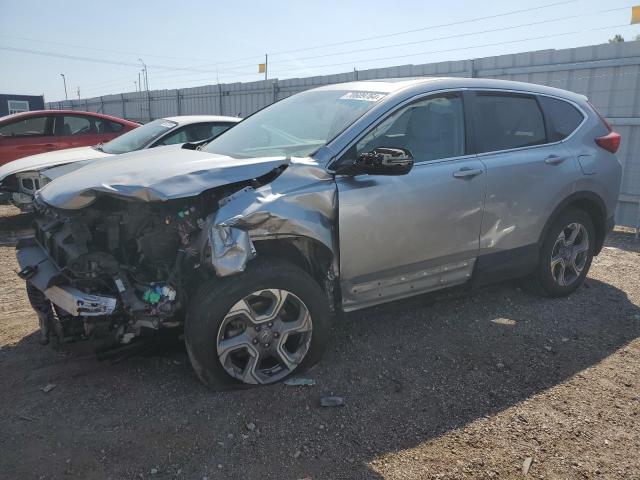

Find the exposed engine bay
[[23, 171, 284, 349]]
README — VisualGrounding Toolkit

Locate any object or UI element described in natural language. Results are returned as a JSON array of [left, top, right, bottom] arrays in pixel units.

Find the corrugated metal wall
[[46, 42, 640, 228]]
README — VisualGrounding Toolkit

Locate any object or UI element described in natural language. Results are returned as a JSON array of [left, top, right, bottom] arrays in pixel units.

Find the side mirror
[[336, 147, 414, 176]]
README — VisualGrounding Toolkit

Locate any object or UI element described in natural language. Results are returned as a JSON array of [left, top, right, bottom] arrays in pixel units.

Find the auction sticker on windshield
[[339, 91, 387, 102]]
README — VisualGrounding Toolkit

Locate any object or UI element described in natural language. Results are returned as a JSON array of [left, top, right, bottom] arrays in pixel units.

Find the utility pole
[[134, 80, 138, 92], [60, 73, 68, 100], [138, 58, 149, 90], [264, 53, 268, 81], [139, 58, 151, 121], [138, 72, 142, 92], [76, 86, 80, 99]]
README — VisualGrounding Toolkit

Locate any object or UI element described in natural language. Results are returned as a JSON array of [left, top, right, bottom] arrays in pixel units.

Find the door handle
[[544, 155, 566, 165], [453, 168, 483, 178]]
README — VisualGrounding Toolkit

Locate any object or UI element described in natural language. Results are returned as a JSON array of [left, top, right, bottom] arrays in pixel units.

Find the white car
[[0, 115, 241, 210]]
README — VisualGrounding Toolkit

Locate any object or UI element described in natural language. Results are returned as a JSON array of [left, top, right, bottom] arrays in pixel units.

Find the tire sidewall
[[185, 258, 331, 389], [536, 209, 595, 297]]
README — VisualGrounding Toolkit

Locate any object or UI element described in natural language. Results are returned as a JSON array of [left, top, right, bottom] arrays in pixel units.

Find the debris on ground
[[0, 210, 638, 479], [320, 396, 345, 407], [284, 377, 316, 386], [42, 384, 57, 393], [245, 422, 256, 431], [522, 456, 534, 475], [491, 318, 517, 326]]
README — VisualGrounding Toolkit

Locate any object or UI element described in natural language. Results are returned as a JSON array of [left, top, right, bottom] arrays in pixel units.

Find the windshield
[[203, 89, 387, 158], [100, 119, 177, 154]]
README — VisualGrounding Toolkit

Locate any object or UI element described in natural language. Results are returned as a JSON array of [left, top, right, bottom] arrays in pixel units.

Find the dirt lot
[[0, 204, 639, 480]]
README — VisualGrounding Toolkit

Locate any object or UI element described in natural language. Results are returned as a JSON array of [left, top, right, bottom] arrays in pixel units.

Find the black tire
[[526, 208, 595, 297], [185, 257, 332, 389]]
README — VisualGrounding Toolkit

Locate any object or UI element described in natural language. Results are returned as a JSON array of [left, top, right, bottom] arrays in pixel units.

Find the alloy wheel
[[216, 289, 313, 384], [550, 222, 589, 287]]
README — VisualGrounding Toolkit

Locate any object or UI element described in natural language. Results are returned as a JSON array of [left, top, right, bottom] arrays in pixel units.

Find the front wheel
[[526, 208, 595, 297], [185, 258, 332, 389]]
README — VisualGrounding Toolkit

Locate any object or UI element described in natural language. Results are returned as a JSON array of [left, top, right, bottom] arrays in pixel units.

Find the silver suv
[[17, 78, 622, 388]]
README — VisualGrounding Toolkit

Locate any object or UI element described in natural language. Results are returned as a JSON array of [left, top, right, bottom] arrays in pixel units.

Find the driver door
[[54, 114, 102, 150], [335, 92, 486, 310]]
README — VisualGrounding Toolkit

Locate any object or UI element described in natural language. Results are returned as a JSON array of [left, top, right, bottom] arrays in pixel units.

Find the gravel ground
[[0, 204, 639, 480]]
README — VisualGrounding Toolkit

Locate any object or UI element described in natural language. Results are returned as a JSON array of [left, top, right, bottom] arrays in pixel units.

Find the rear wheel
[[526, 209, 595, 297], [185, 258, 332, 389]]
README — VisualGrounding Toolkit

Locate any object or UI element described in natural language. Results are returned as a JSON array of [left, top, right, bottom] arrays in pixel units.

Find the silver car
[[16, 78, 622, 389]]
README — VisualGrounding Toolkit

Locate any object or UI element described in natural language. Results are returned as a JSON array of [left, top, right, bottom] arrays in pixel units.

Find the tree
[[608, 34, 625, 43]]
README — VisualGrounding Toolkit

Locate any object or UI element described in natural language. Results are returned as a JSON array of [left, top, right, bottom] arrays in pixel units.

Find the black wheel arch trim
[[537, 191, 609, 256]]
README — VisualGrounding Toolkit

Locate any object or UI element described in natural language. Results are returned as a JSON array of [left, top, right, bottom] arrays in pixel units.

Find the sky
[[0, 0, 638, 102]]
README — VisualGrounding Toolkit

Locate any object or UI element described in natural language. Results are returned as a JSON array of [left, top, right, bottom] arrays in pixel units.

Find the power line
[[0, 33, 241, 63], [268, 0, 580, 56], [271, 23, 634, 74], [91, 0, 582, 79], [270, 5, 632, 66], [110, 4, 633, 87], [73, 21, 636, 97], [0, 45, 256, 76]]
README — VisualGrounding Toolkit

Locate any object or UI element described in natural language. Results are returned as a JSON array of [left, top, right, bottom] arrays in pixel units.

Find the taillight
[[588, 101, 620, 153], [595, 131, 621, 153]]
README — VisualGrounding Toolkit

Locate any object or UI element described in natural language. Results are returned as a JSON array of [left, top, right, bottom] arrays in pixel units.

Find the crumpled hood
[[38, 145, 290, 210], [0, 146, 111, 182]]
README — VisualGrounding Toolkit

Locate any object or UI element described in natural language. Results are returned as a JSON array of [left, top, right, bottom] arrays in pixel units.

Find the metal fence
[[47, 41, 640, 228]]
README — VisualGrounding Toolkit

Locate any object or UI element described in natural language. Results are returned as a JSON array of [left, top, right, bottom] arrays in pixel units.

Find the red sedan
[[0, 110, 139, 166]]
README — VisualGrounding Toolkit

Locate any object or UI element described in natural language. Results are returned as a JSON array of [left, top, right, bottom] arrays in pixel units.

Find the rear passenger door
[[470, 91, 582, 272]]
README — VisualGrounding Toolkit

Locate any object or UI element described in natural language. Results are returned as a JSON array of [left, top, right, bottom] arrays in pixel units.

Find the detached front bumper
[[16, 237, 117, 317]]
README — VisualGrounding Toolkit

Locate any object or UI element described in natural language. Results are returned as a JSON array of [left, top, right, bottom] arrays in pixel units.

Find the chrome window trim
[[326, 86, 589, 172]]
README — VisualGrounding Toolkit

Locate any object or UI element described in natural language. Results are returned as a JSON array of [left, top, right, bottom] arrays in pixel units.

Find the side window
[[157, 127, 189, 146], [355, 94, 465, 162], [94, 119, 109, 134], [59, 115, 93, 135], [0, 116, 52, 137], [108, 121, 124, 132], [185, 123, 233, 142], [538, 96, 584, 142], [472, 93, 546, 153], [207, 123, 233, 139], [156, 123, 234, 146]]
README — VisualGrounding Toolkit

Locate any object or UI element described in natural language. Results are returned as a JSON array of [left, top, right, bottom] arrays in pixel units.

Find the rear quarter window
[[537, 96, 584, 142], [472, 93, 546, 153]]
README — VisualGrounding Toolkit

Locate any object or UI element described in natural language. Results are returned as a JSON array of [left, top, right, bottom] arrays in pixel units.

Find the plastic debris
[[320, 396, 345, 407], [142, 284, 177, 305], [42, 383, 57, 393], [284, 377, 316, 386], [522, 457, 533, 475]]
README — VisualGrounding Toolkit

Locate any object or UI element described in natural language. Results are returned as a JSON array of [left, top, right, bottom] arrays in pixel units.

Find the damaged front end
[[19, 194, 206, 348], [17, 156, 338, 351]]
